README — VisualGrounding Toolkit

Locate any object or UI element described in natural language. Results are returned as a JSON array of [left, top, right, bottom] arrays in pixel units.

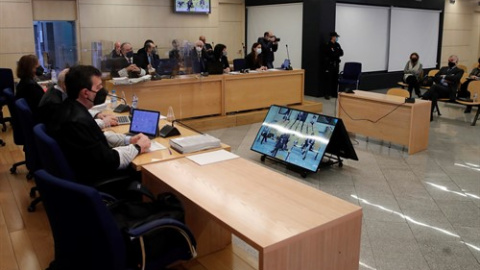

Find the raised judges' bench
[[106, 70, 322, 130], [142, 157, 362, 270]]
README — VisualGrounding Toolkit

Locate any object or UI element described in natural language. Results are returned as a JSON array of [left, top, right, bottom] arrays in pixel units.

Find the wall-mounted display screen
[[174, 0, 211, 14]]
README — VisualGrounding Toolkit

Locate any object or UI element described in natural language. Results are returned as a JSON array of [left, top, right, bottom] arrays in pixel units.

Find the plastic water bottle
[[111, 89, 117, 108], [51, 69, 57, 84], [131, 93, 138, 111], [474, 93, 478, 103]]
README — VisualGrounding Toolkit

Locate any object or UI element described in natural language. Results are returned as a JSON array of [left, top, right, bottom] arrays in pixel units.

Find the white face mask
[[196, 46, 202, 52], [223, 51, 227, 57], [256, 48, 262, 54]]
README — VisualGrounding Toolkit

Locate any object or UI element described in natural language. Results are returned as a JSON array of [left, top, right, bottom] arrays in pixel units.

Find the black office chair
[[34, 169, 197, 270], [233, 58, 246, 71], [3, 88, 27, 174], [0, 68, 14, 132], [338, 62, 362, 93]]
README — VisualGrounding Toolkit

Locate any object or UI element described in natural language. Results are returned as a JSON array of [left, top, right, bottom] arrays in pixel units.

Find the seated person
[[46, 65, 151, 191], [110, 41, 122, 58], [403, 52, 423, 98], [207, 44, 230, 74], [136, 40, 159, 74], [38, 68, 118, 129], [110, 42, 146, 78], [422, 55, 464, 121], [15, 54, 45, 120], [169, 39, 182, 75], [458, 57, 480, 113], [189, 40, 210, 74], [245, 43, 267, 71]]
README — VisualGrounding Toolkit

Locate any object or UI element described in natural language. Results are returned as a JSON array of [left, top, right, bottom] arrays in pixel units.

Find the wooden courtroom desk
[[106, 70, 305, 120], [337, 90, 431, 154], [224, 69, 304, 113], [142, 157, 362, 270], [107, 119, 230, 171]]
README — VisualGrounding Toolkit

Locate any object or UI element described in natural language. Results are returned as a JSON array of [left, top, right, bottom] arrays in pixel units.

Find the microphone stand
[[285, 44, 293, 70]]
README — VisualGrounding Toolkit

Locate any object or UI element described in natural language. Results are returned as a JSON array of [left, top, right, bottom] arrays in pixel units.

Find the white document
[[187, 150, 239, 166], [146, 140, 166, 152]]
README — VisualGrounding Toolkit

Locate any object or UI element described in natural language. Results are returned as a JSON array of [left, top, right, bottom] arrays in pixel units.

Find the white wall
[[246, 3, 303, 68]]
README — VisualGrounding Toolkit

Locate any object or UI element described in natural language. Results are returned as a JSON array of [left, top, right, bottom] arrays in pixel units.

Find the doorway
[[33, 21, 77, 71]]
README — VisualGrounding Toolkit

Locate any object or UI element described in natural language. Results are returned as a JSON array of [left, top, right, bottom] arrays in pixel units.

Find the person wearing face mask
[[137, 40, 159, 73], [245, 43, 267, 71], [458, 57, 480, 113], [110, 42, 146, 78], [190, 40, 210, 74], [322, 32, 344, 100], [15, 54, 45, 120], [422, 55, 464, 121], [207, 44, 230, 74], [403, 52, 423, 98], [257, 31, 279, 69], [46, 65, 151, 194]]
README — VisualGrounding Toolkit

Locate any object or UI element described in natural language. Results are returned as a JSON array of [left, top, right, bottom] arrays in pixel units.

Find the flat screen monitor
[[251, 105, 341, 172], [174, 0, 211, 14]]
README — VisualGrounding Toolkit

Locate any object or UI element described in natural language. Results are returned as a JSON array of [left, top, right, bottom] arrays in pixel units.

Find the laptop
[[127, 109, 161, 138]]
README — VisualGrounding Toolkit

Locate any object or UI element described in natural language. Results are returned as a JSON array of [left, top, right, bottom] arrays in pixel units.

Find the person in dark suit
[[110, 42, 146, 78], [422, 55, 464, 121], [199, 35, 213, 53], [245, 43, 267, 71], [257, 31, 278, 69], [15, 54, 45, 120], [46, 65, 150, 190], [110, 41, 122, 58], [207, 44, 230, 74], [136, 40, 159, 73], [189, 40, 210, 74], [323, 32, 344, 100]]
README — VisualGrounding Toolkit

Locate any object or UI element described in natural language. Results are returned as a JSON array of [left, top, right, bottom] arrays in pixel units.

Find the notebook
[[128, 109, 161, 138]]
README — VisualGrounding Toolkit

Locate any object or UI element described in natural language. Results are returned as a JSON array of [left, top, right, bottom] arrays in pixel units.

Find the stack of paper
[[169, 134, 221, 154]]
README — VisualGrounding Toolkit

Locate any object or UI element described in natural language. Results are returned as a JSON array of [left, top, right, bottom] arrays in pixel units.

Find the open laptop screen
[[128, 109, 160, 138]]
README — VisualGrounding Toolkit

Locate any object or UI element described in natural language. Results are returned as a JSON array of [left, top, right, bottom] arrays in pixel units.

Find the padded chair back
[[341, 62, 362, 81], [387, 88, 410, 98], [233, 58, 246, 71], [3, 88, 24, 145], [427, 69, 439, 77], [15, 98, 40, 172], [457, 64, 468, 74], [0, 68, 14, 92], [33, 123, 75, 180], [34, 169, 127, 270], [467, 80, 480, 100]]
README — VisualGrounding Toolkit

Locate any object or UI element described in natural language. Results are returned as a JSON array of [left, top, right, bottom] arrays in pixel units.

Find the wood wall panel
[[0, 2, 33, 27], [32, 0, 76, 21], [0, 29, 35, 54]]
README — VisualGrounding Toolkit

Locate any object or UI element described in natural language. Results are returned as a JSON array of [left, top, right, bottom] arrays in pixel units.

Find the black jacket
[[245, 52, 263, 70], [324, 41, 343, 71], [46, 99, 121, 185], [434, 66, 464, 100], [257, 37, 278, 65], [15, 78, 45, 121]]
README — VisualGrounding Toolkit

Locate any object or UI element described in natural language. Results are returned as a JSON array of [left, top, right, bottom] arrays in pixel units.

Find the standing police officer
[[323, 32, 343, 100]]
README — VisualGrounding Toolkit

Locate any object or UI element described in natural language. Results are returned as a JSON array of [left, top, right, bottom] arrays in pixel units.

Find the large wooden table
[[105, 70, 305, 120], [142, 157, 362, 270], [107, 119, 230, 171], [337, 90, 431, 154]]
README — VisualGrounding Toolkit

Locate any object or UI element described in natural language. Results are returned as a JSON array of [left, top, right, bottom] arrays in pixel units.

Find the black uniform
[[323, 41, 343, 98]]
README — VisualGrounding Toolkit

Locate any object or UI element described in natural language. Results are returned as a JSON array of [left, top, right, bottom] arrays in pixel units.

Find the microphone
[[107, 92, 130, 113], [284, 44, 293, 70]]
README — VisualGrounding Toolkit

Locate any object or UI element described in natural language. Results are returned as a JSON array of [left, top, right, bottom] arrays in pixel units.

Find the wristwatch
[[133, 144, 141, 154]]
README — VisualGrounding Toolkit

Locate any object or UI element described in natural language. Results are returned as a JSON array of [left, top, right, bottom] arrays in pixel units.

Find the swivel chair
[[34, 169, 197, 270], [338, 62, 362, 93], [3, 88, 26, 174]]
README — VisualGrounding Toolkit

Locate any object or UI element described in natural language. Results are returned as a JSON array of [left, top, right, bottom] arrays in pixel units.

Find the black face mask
[[35, 66, 44, 76], [126, 51, 134, 58], [411, 58, 418, 63], [93, 88, 108, 105], [448, 62, 455, 68]]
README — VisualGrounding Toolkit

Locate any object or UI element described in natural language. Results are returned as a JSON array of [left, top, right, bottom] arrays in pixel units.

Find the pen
[[167, 148, 172, 155]]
